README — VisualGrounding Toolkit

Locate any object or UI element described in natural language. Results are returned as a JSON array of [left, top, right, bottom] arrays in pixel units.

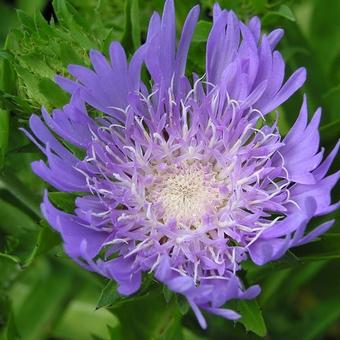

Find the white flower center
[[148, 162, 225, 228]]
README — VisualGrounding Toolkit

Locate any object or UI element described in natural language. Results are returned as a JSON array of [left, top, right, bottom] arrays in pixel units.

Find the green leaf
[[0, 109, 9, 168], [237, 299, 267, 337], [293, 233, 340, 260], [262, 5, 296, 26], [0, 253, 20, 287], [121, 0, 141, 53], [244, 251, 302, 282], [130, 0, 141, 50], [24, 221, 61, 267], [48, 192, 76, 213], [163, 285, 174, 304], [52, 299, 120, 340], [111, 287, 183, 340], [0, 198, 37, 234], [192, 21, 212, 43], [0, 298, 20, 340], [0, 169, 41, 218], [320, 118, 340, 144], [13, 260, 77, 340], [53, 0, 96, 50], [284, 296, 340, 340], [38, 77, 70, 107], [16, 9, 36, 31], [96, 281, 121, 310], [176, 294, 190, 315]]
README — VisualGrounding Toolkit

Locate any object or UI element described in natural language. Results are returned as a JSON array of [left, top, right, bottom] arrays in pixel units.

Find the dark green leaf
[[112, 287, 183, 340], [283, 296, 340, 340], [48, 192, 76, 213], [293, 233, 340, 260], [0, 109, 9, 167], [0, 170, 41, 217], [121, 0, 141, 53]]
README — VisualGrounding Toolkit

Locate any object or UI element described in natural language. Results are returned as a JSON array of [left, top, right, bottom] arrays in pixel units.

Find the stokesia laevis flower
[[24, 0, 339, 328]]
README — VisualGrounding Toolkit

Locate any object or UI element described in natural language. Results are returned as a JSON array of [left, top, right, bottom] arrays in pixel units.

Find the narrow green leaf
[[284, 296, 340, 340], [121, 0, 141, 53], [13, 261, 77, 340], [0, 109, 9, 167], [293, 233, 340, 260], [0, 198, 37, 234], [0, 299, 20, 340], [320, 118, 340, 144], [130, 0, 140, 50], [0, 169, 41, 217]]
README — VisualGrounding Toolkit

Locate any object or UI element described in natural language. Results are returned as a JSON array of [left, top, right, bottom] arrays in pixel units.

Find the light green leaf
[[13, 261, 76, 340]]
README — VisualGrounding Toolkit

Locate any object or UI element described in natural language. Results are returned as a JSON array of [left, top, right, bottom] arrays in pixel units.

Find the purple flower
[[24, 1, 339, 328]]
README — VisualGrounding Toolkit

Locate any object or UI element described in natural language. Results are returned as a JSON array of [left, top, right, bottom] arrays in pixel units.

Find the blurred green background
[[0, 0, 339, 339]]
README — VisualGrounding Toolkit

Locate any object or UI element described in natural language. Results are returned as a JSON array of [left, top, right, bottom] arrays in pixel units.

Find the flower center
[[148, 162, 225, 228]]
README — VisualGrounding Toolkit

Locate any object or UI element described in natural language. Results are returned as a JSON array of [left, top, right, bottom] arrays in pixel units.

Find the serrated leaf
[[237, 299, 267, 337]]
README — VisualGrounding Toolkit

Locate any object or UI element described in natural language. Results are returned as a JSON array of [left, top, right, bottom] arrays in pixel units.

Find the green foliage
[[0, 0, 339, 339], [236, 299, 267, 337]]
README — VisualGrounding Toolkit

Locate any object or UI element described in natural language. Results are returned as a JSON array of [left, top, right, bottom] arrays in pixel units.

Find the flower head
[[25, 0, 339, 328]]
